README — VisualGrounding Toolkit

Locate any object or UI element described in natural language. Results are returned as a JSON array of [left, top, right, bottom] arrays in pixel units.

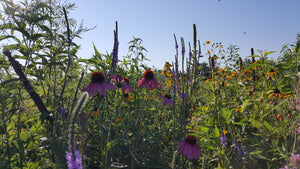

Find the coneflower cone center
[[164, 94, 171, 99], [274, 88, 280, 94], [144, 70, 154, 79], [91, 71, 105, 83], [123, 77, 130, 84], [185, 135, 197, 145]]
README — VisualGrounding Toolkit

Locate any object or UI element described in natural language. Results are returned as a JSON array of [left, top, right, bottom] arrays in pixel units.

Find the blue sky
[[67, 0, 300, 69]]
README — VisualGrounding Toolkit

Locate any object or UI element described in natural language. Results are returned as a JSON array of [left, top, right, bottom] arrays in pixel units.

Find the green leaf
[[214, 125, 220, 138]]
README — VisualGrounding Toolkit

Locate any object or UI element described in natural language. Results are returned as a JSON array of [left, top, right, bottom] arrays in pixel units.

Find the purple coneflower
[[137, 69, 161, 90], [158, 94, 174, 106], [121, 77, 134, 93], [66, 149, 82, 169], [84, 71, 116, 97], [111, 74, 123, 88], [177, 135, 201, 160], [290, 153, 300, 168]]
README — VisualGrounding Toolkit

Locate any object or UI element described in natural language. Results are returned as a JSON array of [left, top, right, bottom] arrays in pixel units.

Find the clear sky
[[55, 0, 300, 69]]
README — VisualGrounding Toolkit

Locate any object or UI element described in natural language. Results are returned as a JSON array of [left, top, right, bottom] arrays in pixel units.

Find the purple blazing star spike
[[220, 134, 227, 146], [61, 106, 66, 115], [172, 85, 177, 94], [182, 49, 185, 55], [189, 52, 192, 60], [180, 92, 186, 99], [66, 149, 82, 169]]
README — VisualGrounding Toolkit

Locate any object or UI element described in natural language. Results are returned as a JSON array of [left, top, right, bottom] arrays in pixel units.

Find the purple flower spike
[[66, 149, 82, 169]]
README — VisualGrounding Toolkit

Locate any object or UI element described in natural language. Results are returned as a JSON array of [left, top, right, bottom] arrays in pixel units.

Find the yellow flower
[[223, 130, 228, 135], [123, 93, 133, 101], [242, 69, 253, 75], [91, 108, 100, 117], [212, 55, 219, 60], [207, 50, 210, 54], [206, 40, 211, 44], [205, 105, 209, 111], [161, 69, 170, 76], [264, 51, 268, 56], [165, 62, 173, 68], [205, 78, 212, 83], [268, 89, 291, 99], [235, 107, 241, 112], [266, 69, 280, 76], [220, 45, 224, 49]]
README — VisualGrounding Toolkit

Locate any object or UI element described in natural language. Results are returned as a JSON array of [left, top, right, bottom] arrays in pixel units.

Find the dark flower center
[[274, 88, 280, 94], [164, 94, 171, 99], [185, 135, 197, 145], [91, 71, 105, 83], [269, 69, 275, 73], [123, 77, 130, 84], [124, 93, 129, 98], [144, 69, 154, 79]]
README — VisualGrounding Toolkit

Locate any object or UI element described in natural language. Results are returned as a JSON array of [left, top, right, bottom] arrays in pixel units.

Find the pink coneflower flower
[[121, 77, 134, 93], [137, 69, 161, 90], [290, 153, 300, 168], [84, 71, 116, 97], [177, 135, 201, 160], [158, 94, 174, 106], [111, 74, 123, 88]]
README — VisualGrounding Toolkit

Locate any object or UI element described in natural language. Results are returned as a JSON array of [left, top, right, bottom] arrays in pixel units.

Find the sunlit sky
[[15, 0, 300, 69]]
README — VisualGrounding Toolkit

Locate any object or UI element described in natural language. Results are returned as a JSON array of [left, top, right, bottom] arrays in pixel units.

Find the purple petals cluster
[[137, 69, 161, 90], [177, 135, 201, 160], [158, 94, 174, 107], [83, 71, 116, 97], [290, 153, 300, 168], [180, 92, 186, 99], [66, 149, 82, 169]]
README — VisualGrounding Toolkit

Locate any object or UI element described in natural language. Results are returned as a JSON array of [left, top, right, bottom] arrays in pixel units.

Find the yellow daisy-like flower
[[266, 69, 280, 76], [207, 50, 211, 54], [212, 55, 219, 60], [235, 107, 241, 112], [216, 68, 229, 74], [223, 130, 229, 135], [91, 108, 100, 117], [123, 93, 133, 101], [165, 62, 173, 68], [268, 89, 291, 99], [161, 69, 171, 77], [206, 40, 211, 44], [205, 78, 212, 83], [242, 69, 253, 75]]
